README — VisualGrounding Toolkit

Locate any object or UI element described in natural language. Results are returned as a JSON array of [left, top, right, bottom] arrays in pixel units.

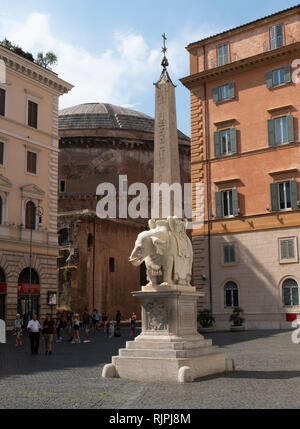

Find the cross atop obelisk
[[153, 34, 181, 217]]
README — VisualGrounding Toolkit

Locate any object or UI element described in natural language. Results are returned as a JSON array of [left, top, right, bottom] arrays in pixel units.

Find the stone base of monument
[[102, 284, 234, 383]]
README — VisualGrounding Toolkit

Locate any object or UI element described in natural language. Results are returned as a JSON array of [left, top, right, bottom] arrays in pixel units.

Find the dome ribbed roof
[[58, 102, 189, 141]]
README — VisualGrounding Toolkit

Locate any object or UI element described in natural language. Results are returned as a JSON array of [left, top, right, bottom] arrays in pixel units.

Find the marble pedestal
[[102, 284, 234, 383]]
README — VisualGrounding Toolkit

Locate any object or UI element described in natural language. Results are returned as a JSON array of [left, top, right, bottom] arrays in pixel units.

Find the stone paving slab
[[0, 328, 300, 409]]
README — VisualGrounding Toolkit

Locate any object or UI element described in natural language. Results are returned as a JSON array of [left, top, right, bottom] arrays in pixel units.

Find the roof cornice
[[0, 46, 73, 95], [181, 41, 300, 89], [186, 5, 300, 52]]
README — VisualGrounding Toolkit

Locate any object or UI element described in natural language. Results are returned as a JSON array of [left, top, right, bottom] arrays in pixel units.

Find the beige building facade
[[0, 45, 72, 327]]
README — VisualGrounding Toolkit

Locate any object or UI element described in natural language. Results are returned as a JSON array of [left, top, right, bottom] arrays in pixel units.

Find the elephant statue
[[129, 216, 193, 287]]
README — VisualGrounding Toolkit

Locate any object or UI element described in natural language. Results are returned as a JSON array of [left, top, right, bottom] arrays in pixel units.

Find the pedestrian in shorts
[[82, 309, 91, 343]]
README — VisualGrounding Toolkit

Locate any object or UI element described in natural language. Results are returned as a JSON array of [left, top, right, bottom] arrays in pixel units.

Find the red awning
[[0, 282, 6, 293], [286, 313, 297, 322], [18, 283, 40, 295]]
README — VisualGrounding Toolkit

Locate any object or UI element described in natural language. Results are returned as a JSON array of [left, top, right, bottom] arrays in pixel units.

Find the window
[[59, 180, 66, 193], [109, 257, 115, 273], [25, 201, 36, 229], [0, 142, 4, 166], [0, 88, 5, 116], [58, 228, 69, 246], [266, 66, 291, 89], [27, 150, 37, 174], [270, 24, 284, 50], [279, 238, 296, 262], [270, 180, 298, 211], [214, 128, 237, 157], [224, 281, 239, 307], [215, 188, 239, 218], [283, 279, 299, 306], [27, 100, 38, 128], [217, 43, 229, 66], [268, 115, 294, 146], [224, 244, 236, 264], [213, 82, 235, 103]]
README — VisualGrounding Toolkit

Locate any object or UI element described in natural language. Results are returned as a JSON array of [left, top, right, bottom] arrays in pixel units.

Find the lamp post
[[28, 205, 44, 319]]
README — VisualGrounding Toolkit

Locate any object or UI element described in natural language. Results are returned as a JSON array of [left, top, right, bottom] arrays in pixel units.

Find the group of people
[[14, 309, 138, 354]]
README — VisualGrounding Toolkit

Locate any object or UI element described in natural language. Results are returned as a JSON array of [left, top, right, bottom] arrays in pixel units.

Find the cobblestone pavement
[[0, 328, 300, 409]]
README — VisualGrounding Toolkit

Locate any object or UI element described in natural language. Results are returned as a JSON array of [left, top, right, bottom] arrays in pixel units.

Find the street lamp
[[28, 205, 44, 319]]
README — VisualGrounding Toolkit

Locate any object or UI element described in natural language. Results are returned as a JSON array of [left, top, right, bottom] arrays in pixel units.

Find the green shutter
[[266, 71, 273, 88], [230, 245, 235, 262], [292, 287, 299, 306], [230, 127, 237, 154], [284, 66, 291, 83], [213, 86, 219, 103], [232, 188, 239, 216], [270, 183, 279, 211], [215, 191, 223, 218], [287, 115, 294, 143], [290, 179, 298, 210], [224, 245, 229, 263], [214, 131, 222, 157], [229, 82, 235, 99], [283, 287, 291, 306], [270, 26, 276, 50], [280, 240, 288, 259], [268, 119, 276, 146], [288, 240, 295, 259]]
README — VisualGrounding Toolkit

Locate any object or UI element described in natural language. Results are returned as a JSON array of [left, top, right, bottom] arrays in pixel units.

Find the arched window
[[0, 195, 2, 225], [25, 201, 36, 229], [283, 279, 299, 306], [224, 281, 239, 307], [58, 228, 69, 246], [18, 268, 39, 285], [0, 267, 6, 283]]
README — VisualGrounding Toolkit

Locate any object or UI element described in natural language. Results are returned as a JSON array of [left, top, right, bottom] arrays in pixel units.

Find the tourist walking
[[82, 309, 91, 343], [72, 313, 81, 344], [92, 309, 101, 334], [102, 312, 108, 333], [56, 313, 64, 343], [14, 313, 23, 347], [66, 312, 73, 342], [129, 312, 137, 339], [43, 314, 56, 355], [27, 314, 41, 355]]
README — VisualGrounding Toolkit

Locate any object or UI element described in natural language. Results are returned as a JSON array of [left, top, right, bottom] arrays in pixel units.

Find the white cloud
[[0, 12, 221, 111]]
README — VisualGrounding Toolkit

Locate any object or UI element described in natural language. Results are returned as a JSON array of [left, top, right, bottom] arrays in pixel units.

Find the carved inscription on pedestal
[[180, 303, 195, 328], [145, 299, 168, 331]]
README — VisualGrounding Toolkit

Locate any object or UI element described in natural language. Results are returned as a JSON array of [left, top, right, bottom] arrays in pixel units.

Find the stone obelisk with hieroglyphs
[[102, 35, 234, 383]]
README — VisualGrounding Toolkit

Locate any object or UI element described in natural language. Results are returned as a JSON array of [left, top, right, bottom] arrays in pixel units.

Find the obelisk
[[102, 35, 234, 383]]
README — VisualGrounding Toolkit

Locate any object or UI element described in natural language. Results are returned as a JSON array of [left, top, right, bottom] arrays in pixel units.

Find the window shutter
[[280, 240, 288, 259], [283, 66, 291, 83], [288, 240, 295, 259], [270, 183, 279, 211], [0, 89, 5, 116], [233, 289, 239, 307], [292, 287, 299, 306], [232, 188, 239, 216], [214, 131, 222, 157], [224, 246, 229, 263], [276, 24, 284, 49], [230, 245, 235, 262], [229, 82, 235, 99], [223, 44, 229, 65], [267, 118, 276, 146], [225, 289, 232, 307], [230, 127, 237, 154], [287, 114, 294, 143], [270, 26, 276, 50], [215, 191, 223, 218], [212, 86, 219, 103], [283, 287, 291, 306], [290, 179, 298, 210], [266, 71, 273, 88]]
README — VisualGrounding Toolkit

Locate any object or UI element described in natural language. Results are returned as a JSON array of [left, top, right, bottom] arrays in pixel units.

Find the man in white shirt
[[27, 314, 41, 355]]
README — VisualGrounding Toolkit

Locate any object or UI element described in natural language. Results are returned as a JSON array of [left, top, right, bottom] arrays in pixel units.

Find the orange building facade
[[181, 5, 300, 329]]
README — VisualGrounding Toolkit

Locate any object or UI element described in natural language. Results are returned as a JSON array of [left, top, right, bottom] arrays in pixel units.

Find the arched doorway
[[17, 268, 40, 323], [224, 281, 239, 308], [282, 278, 299, 307], [0, 267, 6, 321]]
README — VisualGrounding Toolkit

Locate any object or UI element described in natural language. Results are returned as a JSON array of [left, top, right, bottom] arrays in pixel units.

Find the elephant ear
[[152, 237, 167, 255]]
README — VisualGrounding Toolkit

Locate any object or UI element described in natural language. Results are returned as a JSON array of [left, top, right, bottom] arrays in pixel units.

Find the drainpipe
[[92, 214, 96, 310], [203, 45, 213, 310]]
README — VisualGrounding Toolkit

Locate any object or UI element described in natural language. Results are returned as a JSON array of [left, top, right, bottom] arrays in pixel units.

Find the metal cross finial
[[162, 33, 167, 54], [161, 33, 169, 70]]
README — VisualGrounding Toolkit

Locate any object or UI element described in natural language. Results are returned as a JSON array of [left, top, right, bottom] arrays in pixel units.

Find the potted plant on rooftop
[[197, 308, 216, 333], [230, 307, 245, 331]]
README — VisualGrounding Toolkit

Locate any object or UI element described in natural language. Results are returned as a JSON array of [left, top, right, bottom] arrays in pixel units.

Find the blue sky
[[0, 0, 298, 135]]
